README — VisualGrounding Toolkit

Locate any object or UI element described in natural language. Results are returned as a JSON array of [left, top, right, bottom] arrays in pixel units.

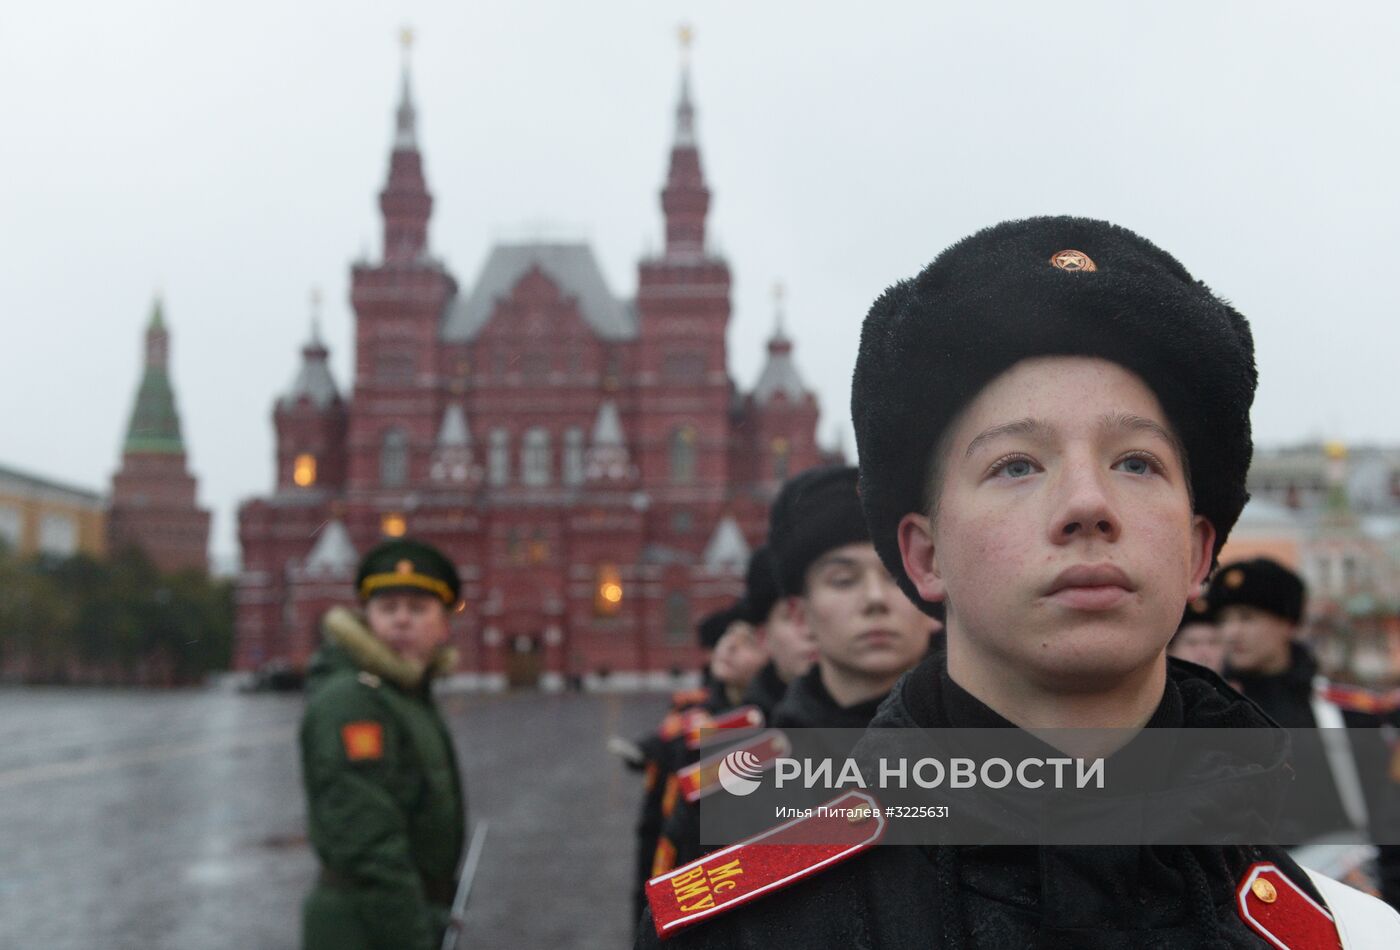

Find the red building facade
[[235, 52, 826, 687]]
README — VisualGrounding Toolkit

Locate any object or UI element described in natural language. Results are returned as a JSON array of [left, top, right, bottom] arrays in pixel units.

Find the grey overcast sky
[[4, 1, 1399, 565]]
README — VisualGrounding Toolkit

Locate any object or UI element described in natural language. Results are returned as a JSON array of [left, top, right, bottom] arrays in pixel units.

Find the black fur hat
[[852, 216, 1256, 614], [697, 603, 745, 649], [1178, 595, 1216, 631], [768, 465, 871, 596], [739, 545, 782, 625], [1207, 558, 1305, 624]]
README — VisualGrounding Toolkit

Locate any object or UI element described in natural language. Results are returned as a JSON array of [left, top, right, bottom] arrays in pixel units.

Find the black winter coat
[[637, 647, 1328, 949]]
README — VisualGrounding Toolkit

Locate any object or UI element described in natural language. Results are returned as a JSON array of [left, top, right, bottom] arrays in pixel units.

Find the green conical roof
[[122, 300, 185, 455], [123, 369, 184, 454]]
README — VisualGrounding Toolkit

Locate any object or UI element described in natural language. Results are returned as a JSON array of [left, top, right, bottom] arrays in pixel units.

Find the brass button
[[1050, 249, 1097, 272], [1252, 878, 1278, 903]]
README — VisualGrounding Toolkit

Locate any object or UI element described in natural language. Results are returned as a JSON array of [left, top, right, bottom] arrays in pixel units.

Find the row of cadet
[[625, 215, 1400, 948]]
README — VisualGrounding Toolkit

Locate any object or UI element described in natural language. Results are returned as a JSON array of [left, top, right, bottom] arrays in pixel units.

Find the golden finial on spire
[[400, 25, 415, 53], [678, 23, 694, 57]]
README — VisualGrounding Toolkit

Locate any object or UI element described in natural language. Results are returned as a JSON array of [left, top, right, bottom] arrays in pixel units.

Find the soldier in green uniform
[[299, 538, 467, 950]]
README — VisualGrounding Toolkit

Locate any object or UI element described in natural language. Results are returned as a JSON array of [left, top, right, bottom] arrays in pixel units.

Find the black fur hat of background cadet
[[1206, 558, 1306, 624], [738, 545, 782, 625], [697, 603, 746, 650], [356, 538, 461, 606], [852, 215, 1257, 615], [767, 465, 871, 597], [1178, 594, 1216, 630]]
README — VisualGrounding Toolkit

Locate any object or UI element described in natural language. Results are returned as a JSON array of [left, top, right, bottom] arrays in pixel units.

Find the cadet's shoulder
[[639, 792, 890, 946], [304, 666, 392, 725], [1315, 679, 1400, 720], [638, 852, 870, 949]]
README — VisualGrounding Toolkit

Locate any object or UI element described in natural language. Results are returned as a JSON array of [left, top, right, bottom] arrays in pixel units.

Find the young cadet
[[1167, 596, 1226, 674], [652, 470, 935, 880], [299, 538, 466, 950], [638, 217, 1400, 947], [629, 604, 766, 929], [738, 544, 818, 719], [766, 465, 938, 730], [1210, 556, 1400, 910], [707, 607, 769, 710], [649, 606, 772, 877]]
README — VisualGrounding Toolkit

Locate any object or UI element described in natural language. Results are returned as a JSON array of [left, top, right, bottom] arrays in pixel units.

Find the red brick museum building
[[235, 51, 828, 687]]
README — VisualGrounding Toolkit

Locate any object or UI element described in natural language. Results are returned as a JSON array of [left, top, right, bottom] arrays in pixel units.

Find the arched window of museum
[[522, 428, 551, 486], [669, 425, 697, 485], [488, 429, 510, 486], [664, 592, 690, 645], [381, 429, 409, 487], [293, 453, 317, 488], [563, 427, 585, 486]]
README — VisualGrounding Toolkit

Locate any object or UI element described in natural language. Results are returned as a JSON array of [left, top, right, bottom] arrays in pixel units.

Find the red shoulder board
[[687, 705, 765, 750], [678, 730, 790, 804], [1320, 682, 1400, 716], [660, 708, 712, 742], [1236, 862, 1341, 950], [646, 790, 885, 939]]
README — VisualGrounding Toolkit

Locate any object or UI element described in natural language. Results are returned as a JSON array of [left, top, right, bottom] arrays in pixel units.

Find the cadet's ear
[[1189, 515, 1217, 597], [898, 513, 946, 604]]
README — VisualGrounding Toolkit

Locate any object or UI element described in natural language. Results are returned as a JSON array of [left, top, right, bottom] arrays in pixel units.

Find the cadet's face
[[365, 590, 450, 665], [1168, 621, 1227, 673], [1218, 604, 1295, 674], [802, 543, 935, 681], [763, 597, 818, 682], [899, 357, 1214, 691], [710, 621, 768, 689]]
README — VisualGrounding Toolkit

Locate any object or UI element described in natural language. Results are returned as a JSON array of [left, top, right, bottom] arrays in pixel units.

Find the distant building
[[1224, 444, 1400, 683], [107, 300, 211, 573], [235, 41, 832, 686], [0, 463, 105, 559]]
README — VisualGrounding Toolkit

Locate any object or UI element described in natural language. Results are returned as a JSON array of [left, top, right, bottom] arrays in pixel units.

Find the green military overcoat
[[300, 606, 466, 950]]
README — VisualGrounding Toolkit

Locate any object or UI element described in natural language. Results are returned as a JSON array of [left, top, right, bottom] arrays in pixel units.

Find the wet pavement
[[1, 685, 665, 949]]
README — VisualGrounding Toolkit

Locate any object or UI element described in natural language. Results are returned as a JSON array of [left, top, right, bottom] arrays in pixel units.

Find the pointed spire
[[659, 24, 711, 258], [674, 24, 696, 148], [144, 295, 169, 370], [436, 404, 470, 448], [769, 281, 790, 348], [591, 399, 626, 447], [703, 514, 750, 573], [379, 26, 433, 264], [280, 288, 341, 409], [123, 298, 185, 454], [394, 26, 418, 152], [304, 518, 358, 575], [586, 400, 631, 482], [753, 282, 809, 406]]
